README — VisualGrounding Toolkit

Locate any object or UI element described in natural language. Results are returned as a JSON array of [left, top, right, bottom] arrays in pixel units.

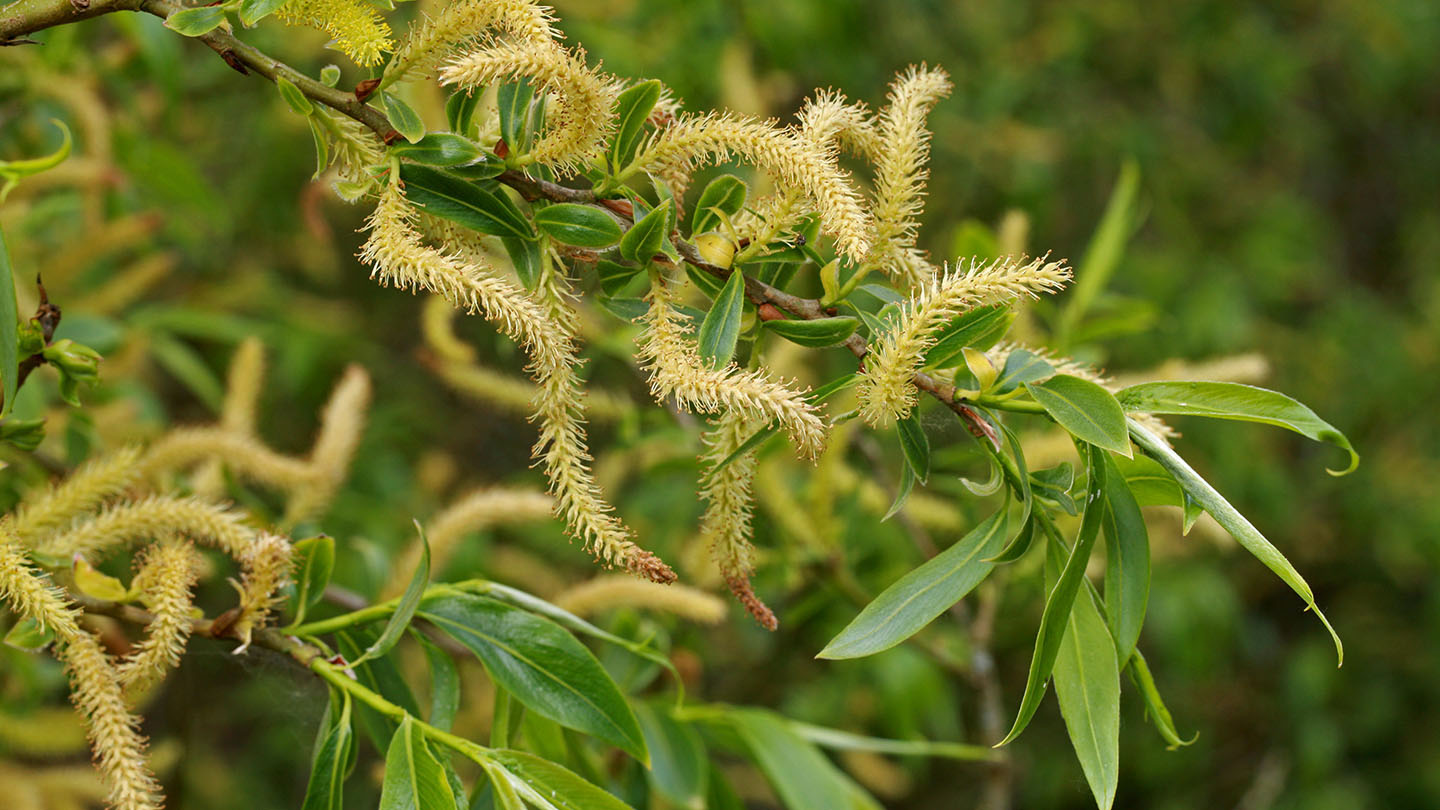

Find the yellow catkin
[[138, 428, 317, 491], [287, 364, 371, 524], [273, 0, 393, 67], [861, 66, 953, 287], [116, 541, 200, 691], [360, 176, 673, 582], [0, 539, 162, 810], [194, 338, 267, 498], [630, 112, 873, 262], [37, 496, 260, 580], [384, 488, 554, 598], [383, 0, 557, 85], [553, 575, 727, 624], [229, 533, 293, 647], [696, 411, 775, 629], [10, 445, 143, 544], [441, 40, 618, 175], [857, 256, 1072, 427], [637, 276, 826, 459]]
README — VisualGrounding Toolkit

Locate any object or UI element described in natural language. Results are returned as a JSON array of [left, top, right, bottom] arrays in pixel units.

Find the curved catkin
[[117, 541, 200, 691], [10, 445, 143, 544], [637, 276, 826, 459], [383, 0, 558, 86], [861, 65, 953, 288], [138, 429, 317, 492], [286, 364, 371, 524], [440, 40, 618, 174], [273, 0, 393, 67], [857, 256, 1072, 427], [629, 112, 873, 262], [697, 411, 776, 630], [194, 338, 266, 498], [0, 540, 162, 810], [554, 575, 727, 624], [229, 533, 293, 647], [383, 488, 554, 598], [361, 177, 673, 582]]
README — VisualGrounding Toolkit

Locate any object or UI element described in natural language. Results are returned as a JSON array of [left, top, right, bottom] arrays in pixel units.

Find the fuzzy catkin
[[383, 488, 554, 598], [10, 445, 142, 544], [637, 276, 826, 459], [117, 541, 200, 691], [383, 0, 558, 85], [857, 256, 1072, 427], [273, 0, 393, 67], [286, 364, 371, 524], [194, 338, 266, 498], [696, 411, 775, 629], [0, 539, 162, 810], [554, 575, 727, 624], [139, 429, 316, 491]]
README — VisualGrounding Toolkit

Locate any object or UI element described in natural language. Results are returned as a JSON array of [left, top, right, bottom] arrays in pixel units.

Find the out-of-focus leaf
[[163, 6, 228, 36], [0, 227, 18, 417], [635, 704, 707, 809], [729, 710, 881, 810]]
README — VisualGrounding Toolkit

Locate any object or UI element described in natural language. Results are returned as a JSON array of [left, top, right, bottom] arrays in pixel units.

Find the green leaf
[[301, 690, 353, 810], [619, 200, 670, 263], [383, 92, 426, 144], [445, 91, 481, 135], [1056, 159, 1140, 348], [896, 408, 930, 483], [380, 716, 457, 810], [4, 616, 54, 651], [319, 65, 341, 87], [534, 204, 623, 248], [597, 261, 642, 297], [987, 513, 1038, 564], [992, 348, 1054, 393], [820, 509, 1009, 659], [289, 535, 335, 626], [238, 0, 288, 25], [1025, 375, 1132, 457], [497, 80, 536, 154], [0, 227, 19, 418], [1117, 381, 1359, 475], [335, 631, 422, 750], [730, 710, 881, 810], [789, 722, 996, 761], [149, 333, 224, 412], [683, 264, 726, 299], [414, 632, 459, 732], [501, 236, 543, 290], [882, 462, 915, 522], [1128, 648, 1197, 749], [1099, 454, 1149, 665], [924, 305, 1015, 369], [761, 316, 858, 348], [696, 270, 745, 369], [420, 591, 648, 761], [609, 80, 662, 173], [1031, 462, 1078, 515], [1052, 574, 1120, 810], [399, 165, 534, 240], [634, 704, 707, 810], [276, 76, 313, 115], [690, 174, 748, 234], [1129, 418, 1343, 663], [1111, 453, 1183, 509], [392, 134, 483, 168], [306, 117, 331, 180], [487, 749, 635, 810], [999, 444, 1109, 745], [699, 424, 779, 485], [163, 6, 227, 36], [352, 524, 429, 667]]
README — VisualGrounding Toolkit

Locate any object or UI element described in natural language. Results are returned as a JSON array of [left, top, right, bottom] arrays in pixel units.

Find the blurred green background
[[1, 0, 1437, 807]]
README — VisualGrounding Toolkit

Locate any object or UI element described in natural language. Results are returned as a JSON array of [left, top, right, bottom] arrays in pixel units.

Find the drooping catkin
[[857, 256, 1071, 427], [696, 411, 775, 629], [861, 65, 953, 287], [286, 364, 371, 524], [0, 539, 162, 810], [117, 541, 200, 691], [10, 445, 143, 544], [629, 112, 873, 262], [441, 40, 618, 175], [383, 488, 554, 598], [273, 0, 394, 67], [383, 0, 558, 86], [637, 275, 826, 459], [554, 575, 727, 624]]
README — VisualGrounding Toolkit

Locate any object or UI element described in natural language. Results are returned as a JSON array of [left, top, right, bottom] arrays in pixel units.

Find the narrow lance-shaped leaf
[[415, 632, 459, 732], [399, 164, 534, 240], [999, 443, 1109, 746], [1099, 453, 1149, 665], [301, 689, 353, 810], [609, 79, 662, 173], [0, 228, 20, 417], [729, 710, 881, 810], [634, 704, 707, 809], [1056, 159, 1140, 348], [352, 521, 430, 667], [1025, 374, 1132, 457], [1128, 418, 1343, 663], [1118, 380, 1358, 475], [288, 534, 335, 627], [1050, 542, 1121, 810], [379, 715, 457, 810], [497, 79, 535, 154], [896, 408, 930, 483], [391, 133, 483, 167], [820, 509, 1009, 659], [696, 269, 745, 369], [761, 316, 858, 348], [419, 590, 649, 761], [1128, 648, 1197, 749], [534, 204, 624, 248], [486, 749, 636, 810]]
